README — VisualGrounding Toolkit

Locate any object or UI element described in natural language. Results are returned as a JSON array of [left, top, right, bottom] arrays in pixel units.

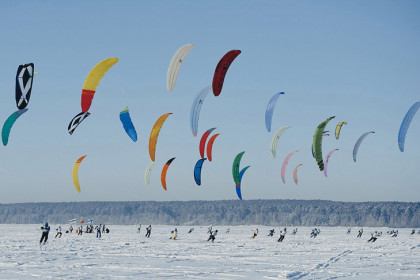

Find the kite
[[335, 121, 347, 140], [194, 158, 206, 186], [265, 92, 285, 132], [199, 128, 216, 158], [15, 63, 34, 109], [2, 109, 28, 146], [161, 157, 175, 191], [119, 107, 137, 142], [212, 50, 241, 96], [323, 149, 339, 177], [353, 131, 375, 162], [270, 126, 291, 158], [293, 164, 303, 185], [398, 102, 420, 152], [149, 113, 172, 162], [281, 150, 298, 184], [190, 86, 211, 137], [72, 155, 87, 193], [81, 58, 119, 112], [68, 112, 90, 135], [167, 44, 195, 92], [206, 133, 220, 161], [312, 116, 335, 171], [145, 162, 155, 185], [236, 166, 250, 200]]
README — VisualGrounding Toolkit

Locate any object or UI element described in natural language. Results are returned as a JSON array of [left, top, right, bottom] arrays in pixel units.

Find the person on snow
[[188, 228, 194, 233], [55, 226, 62, 238], [145, 225, 152, 238], [137, 225, 141, 233], [207, 226, 213, 234], [226, 228, 230, 234], [95, 225, 102, 238], [367, 231, 378, 242], [251, 229, 259, 239], [347, 228, 351, 234], [69, 225, 73, 233], [40, 222, 50, 245], [268, 229, 275, 236], [357, 228, 363, 238], [291, 228, 298, 235], [170, 228, 178, 240], [278, 230, 285, 242], [207, 229, 218, 242]]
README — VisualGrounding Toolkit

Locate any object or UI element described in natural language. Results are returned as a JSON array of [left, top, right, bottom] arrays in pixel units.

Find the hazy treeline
[[0, 200, 419, 227]]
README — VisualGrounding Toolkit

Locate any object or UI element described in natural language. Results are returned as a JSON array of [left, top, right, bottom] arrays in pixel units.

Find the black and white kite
[[15, 63, 35, 110], [68, 112, 90, 135]]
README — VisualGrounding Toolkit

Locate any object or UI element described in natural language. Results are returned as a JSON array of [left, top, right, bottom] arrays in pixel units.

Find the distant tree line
[[0, 200, 419, 227]]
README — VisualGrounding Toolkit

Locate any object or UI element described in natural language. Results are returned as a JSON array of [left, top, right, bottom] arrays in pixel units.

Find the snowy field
[[0, 225, 419, 279]]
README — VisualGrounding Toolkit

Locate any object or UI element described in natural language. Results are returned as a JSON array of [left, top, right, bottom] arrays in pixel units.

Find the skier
[[357, 228, 363, 238], [251, 229, 258, 239], [268, 229, 275, 236], [40, 222, 50, 245], [207, 229, 218, 242], [55, 226, 62, 238], [145, 225, 152, 238], [278, 230, 285, 242]]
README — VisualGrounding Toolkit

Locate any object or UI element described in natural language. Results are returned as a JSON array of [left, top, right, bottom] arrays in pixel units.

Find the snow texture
[[0, 225, 419, 279]]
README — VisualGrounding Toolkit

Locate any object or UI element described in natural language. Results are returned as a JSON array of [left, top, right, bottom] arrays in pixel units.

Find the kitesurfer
[[277, 230, 285, 242], [357, 228, 363, 238], [188, 228, 194, 233], [347, 228, 351, 234], [145, 225, 152, 238], [411, 229, 416, 235], [251, 229, 259, 239], [268, 229, 275, 236], [170, 228, 178, 239], [137, 225, 141, 233], [55, 226, 62, 238], [102, 224, 106, 233], [69, 225, 73, 233], [226, 228, 230, 234], [40, 222, 50, 244], [367, 232, 378, 242], [291, 228, 298, 235], [207, 229, 218, 242]]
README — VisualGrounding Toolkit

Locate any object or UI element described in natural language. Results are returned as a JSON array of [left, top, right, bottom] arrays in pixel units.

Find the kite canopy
[[232, 151, 245, 186], [281, 150, 298, 184], [161, 157, 175, 191], [293, 164, 303, 185], [270, 126, 291, 158], [190, 86, 211, 137], [335, 121, 347, 140], [353, 131, 375, 162], [199, 128, 216, 158], [72, 155, 87, 193], [149, 113, 172, 162], [323, 149, 339, 177], [212, 50, 241, 96], [265, 92, 285, 132], [119, 107, 137, 142], [2, 109, 28, 146], [81, 58, 119, 112], [68, 112, 90, 135], [312, 116, 335, 171], [194, 158, 206, 186], [398, 102, 420, 152], [206, 133, 220, 162], [145, 162, 155, 185], [167, 44, 195, 92], [15, 63, 34, 110], [236, 166, 250, 200]]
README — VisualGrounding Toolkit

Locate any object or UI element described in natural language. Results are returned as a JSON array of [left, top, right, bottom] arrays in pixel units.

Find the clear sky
[[0, 0, 419, 203]]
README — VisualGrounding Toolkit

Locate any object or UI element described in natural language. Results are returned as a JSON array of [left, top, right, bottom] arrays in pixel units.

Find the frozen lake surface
[[0, 225, 419, 279]]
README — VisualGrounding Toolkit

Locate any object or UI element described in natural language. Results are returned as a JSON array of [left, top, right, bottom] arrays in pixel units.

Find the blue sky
[[0, 0, 419, 203]]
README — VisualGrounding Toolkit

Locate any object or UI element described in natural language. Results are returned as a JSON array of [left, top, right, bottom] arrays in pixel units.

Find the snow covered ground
[[0, 225, 419, 279]]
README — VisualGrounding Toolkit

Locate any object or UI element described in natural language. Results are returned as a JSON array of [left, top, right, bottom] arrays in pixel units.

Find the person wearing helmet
[[40, 222, 50, 244]]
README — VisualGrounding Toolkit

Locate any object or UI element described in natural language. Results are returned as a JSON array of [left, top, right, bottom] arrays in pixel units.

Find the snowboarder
[[268, 229, 275, 236], [145, 225, 152, 238], [40, 222, 50, 244]]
